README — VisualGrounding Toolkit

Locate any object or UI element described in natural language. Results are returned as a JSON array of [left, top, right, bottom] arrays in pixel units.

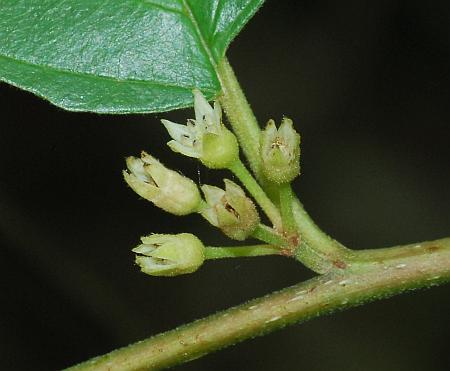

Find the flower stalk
[[228, 160, 283, 231], [251, 224, 289, 248], [204, 245, 282, 259], [279, 183, 297, 234]]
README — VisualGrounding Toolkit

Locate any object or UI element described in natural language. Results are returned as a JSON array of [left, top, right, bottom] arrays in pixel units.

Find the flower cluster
[[124, 90, 301, 277]]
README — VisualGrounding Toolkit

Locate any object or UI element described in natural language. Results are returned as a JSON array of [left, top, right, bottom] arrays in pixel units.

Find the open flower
[[260, 117, 300, 184], [123, 151, 201, 215], [133, 233, 205, 277], [201, 179, 259, 240], [161, 90, 239, 169]]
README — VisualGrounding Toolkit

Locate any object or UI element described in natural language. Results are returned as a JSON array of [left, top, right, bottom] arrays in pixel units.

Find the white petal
[[135, 256, 175, 274], [161, 119, 192, 142], [143, 161, 169, 187], [123, 172, 159, 200], [201, 184, 224, 206], [201, 207, 219, 227], [224, 179, 246, 198], [126, 156, 149, 182], [140, 151, 158, 165], [188, 119, 206, 138], [141, 234, 172, 245], [278, 117, 294, 140], [265, 119, 278, 138], [193, 89, 214, 124], [167, 140, 201, 158], [132, 244, 156, 255]]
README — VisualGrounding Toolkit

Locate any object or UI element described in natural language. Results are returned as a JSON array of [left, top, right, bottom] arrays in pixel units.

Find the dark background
[[1, 1, 450, 370]]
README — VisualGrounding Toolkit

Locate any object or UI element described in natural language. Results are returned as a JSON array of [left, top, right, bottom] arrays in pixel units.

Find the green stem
[[204, 245, 282, 259], [291, 198, 351, 273], [67, 237, 450, 371], [217, 58, 262, 178], [229, 159, 282, 230], [251, 224, 287, 247], [279, 183, 296, 233], [217, 57, 280, 202]]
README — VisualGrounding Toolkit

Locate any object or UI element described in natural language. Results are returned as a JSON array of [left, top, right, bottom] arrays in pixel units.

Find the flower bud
[[123, 151, 201, 215], [132, 233, 205, 277], [260, 117, 300, 184], [161, 90, 239, 169], [201, 179, 259, 240]]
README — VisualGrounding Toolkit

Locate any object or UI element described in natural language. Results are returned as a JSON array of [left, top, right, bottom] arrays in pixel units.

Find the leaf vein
[[142, 1, 184, 16], [181, 0, 219, 69], [211, 0, 226, 38]]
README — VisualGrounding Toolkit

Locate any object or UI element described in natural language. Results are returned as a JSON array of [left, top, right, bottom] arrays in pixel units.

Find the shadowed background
[[1, 0, 449, 370]]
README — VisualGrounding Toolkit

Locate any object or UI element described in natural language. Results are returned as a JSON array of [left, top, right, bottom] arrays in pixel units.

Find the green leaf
[[0, 0, 264, 113]]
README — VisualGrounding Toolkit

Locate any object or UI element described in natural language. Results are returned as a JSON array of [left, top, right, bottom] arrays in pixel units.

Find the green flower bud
[[260, 117, 301, 184], [161, 89, 239, 169], [132, 233, 205, 277], [201, 179, 260, 240], [123, 151, 201, 215]]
